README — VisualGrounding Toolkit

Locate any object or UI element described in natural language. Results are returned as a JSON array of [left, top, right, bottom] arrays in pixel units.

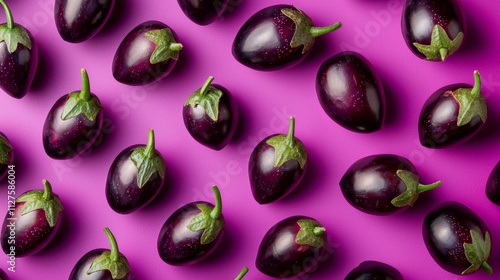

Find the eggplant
[[177, 0, 229, 25], [486, 160, 500, 205], [345, 261, 404, 280], [0, 132, 13, 181]]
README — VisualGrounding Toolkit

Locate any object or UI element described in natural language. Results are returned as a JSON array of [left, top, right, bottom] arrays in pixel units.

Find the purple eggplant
[[54, 0, 115, 43], [423, 201, 493, 275], [0, 0, 38, 99], [177, 0, 229, 25], [418, 71, 486, 148], [402, 0, 465, 61], [232, 4, 341, 71], [345, 261, 404, 280], [183, 76, 238, 150], [112, 21, 183, 85], [1, 180, 63, 258], [0, 132, 13, 181], [106, 129, 166, 214], [486, 160, 500, 205], [157, 186, 224, 265], [43, 68, 104, 159], [316, 51, 385, 133], [256, 215, 327, 278], [69, 227, 132, 280], [0, 269, 8, 279], [340, 154, 441, 215], [248, 117, 307, 204]]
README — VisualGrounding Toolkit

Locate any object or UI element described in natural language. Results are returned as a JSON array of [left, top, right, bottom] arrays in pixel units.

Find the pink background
[[0, 0, 499, 279]]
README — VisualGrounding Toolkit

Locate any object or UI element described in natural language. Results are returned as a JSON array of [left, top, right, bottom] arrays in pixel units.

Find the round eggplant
[[0, 132, 13, 181], [112, 21, 183, 85], [256, 215, 327, 278], [486, 160, 500, 205], [157, 186, 224, 265], [183, 76, 238, 150], [106, 129, 166, 214], [43, 68, 104, 159], [316, 51, 385, 133], [1, 180, 63, 257], [423, 201, 493, 275], [232, 4, 341, 71], [0, 0, 38, 99], [345, 261, 404, 280], [177, 0, 229, 25], [340, 154, 441, 215], [418, 71, 486, 148], [69, 227, 132, 280], [54, 0, 115, 43], [402, 0, 466, 61], [248, 117, 307, 204], [0, 268, 8, 279]]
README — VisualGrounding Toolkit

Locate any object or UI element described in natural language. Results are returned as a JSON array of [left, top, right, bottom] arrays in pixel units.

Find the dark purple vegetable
[[54, 0, 115, 43], [106, 129, 166, 214], [0, 268, 8, 279], [248, 117, 307, 204], [418, 71, 486, 148], [340, 154, 441, 215], [316, 51, 385, 133], [69, 227, 132, 280], [0, 0, 38, 99], [256, 215, 327, 278], [0, 132, 13, 181], [402, 0, 466, 61], [1, 180, 63, 257], [157, 186, 224, 265], [232, 4, 341, 71], [183, 76, 238, 150], [345, 261, 404, 280], [423, 201, 493, 275], [486, 160, 500, 205], [43, 68, 104, 159], [177, 0, 229, 25], [112, 21, 183, 85]]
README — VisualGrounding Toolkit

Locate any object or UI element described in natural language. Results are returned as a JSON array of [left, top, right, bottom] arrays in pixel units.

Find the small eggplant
[[232, 4, 341, 71], [256, 215, 327, 278], [157, 186, 224, 265], [486, 160, 500, 205], [43, 68, 104, 159], [69, 227, 132, 280], [177, 0, 229, 25], [248, 117, 307, 204], [106, 129, 166, 214], [112, 21, 183, 85], [0, 132, 13, 180], [54, 0, 115, 43], [402, 0, 465, 61], [0, 0, 38, 99], [418, 71, 486, 148], [183, 76, 238, 150], [423, 201, 493, 275], [1, 180, 63, 258], [0, 268, 8, 279], [340, 154, 441, 215], [344, 261, 404, 280], [316, 51, 385, 133]]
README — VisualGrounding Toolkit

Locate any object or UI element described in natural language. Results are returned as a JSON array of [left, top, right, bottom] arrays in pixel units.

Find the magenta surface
[[0, 0, 499, 279]]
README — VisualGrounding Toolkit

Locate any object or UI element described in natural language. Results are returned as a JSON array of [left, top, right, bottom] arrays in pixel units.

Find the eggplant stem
[[79, 68, 91, 101], [104, 227, 120, 262], [42, 179, 53, 200], [417, 181, 442, 193], [170, 43, 183, 51], [285, 117, 295, 146], [471, 70, 482, 98], [482, 261, 493, 275], [0, 0, 13, 30], [144, 129, 155, 157], [310, 22, 342, 37], [200, 76, 215, 96], [234, 266, 249, 280], [209, 186, 222, 219]]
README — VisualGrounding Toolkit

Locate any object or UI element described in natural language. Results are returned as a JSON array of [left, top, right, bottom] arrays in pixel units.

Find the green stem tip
[[482, 261, 493, 275], [0, 0, 14, 29], [209, 186, 222, 219], [41, 179, 53, 200], [310, 21, 342, 37], [170, 43, 183, 51], [235, 266, 249, 280], [471, 70, 482, 98], [417, 181, 442, 193], [285, 116, 296, 146], [79, 68, 91, 101], [104, 227, 120, 262], [200, 76, 215, 95], [313, 227, 326, 235], [144, 129, 156, 157]]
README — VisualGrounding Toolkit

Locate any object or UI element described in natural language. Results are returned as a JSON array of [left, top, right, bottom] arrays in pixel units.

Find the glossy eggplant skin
[[106, 144, 165, 214], [43, 93, 104, 159], [177, 0, 229, 25], [402, 0, 465, 61], [112, 21, 182, 86], [418, 83, 483, 148], [256, 216, 326, 278], [0, 132, 13, 181], [486, 161, 500, 205], [69, 249, 133, 280], [345, 261, 404, 280], [423, 201, 493, 275], [157, 201, 223, 265], [316, 51, 385, 133], [54, 0, 115, 43]]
